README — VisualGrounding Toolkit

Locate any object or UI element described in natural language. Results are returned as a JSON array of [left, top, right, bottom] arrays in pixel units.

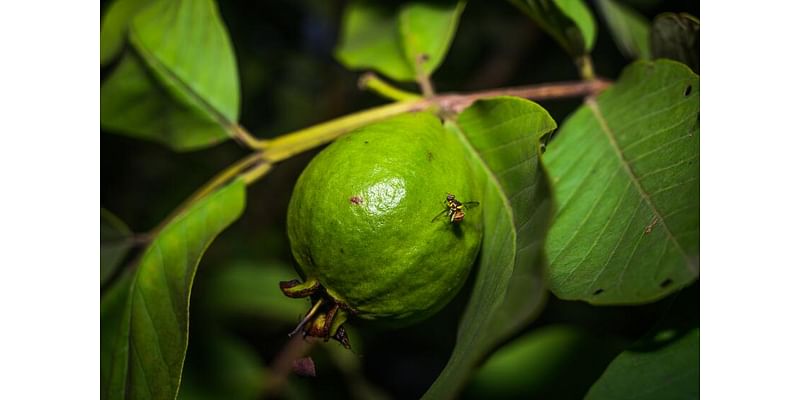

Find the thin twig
[[576, 55, 596, 81], [255, 78, 610, 161], [433, 78, 611, 114]]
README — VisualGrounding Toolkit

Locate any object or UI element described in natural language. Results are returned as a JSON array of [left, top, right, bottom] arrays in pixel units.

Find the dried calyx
[[279, 278, 354, 349]]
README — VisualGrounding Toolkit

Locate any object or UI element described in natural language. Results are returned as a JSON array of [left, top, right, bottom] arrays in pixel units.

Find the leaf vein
[[587, 98, 693, 269]]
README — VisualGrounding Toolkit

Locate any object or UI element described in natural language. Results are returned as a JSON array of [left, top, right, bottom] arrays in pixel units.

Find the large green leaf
[[100, 179, 246, 400], [597, 0, 652, 59], [586, 287, 699, 399], [100, 0, 155, 66], [651, 13, 700, 74], [509, 0, 596, 57], [465, 325, 622, 399], [423, 97, 556, 399], [586, 328, 699, 399], [102, 0, 240, 151], [101, 208, 134, 286], [335, 0, 466, 82], [130, 0, 240, 124], [543, 60, 699, 304], [101, 53, 229, 151]]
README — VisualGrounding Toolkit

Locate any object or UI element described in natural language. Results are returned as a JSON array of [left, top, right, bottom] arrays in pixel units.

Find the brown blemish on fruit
[[349, 196, 363, 205], [426, 151, 434, 162]]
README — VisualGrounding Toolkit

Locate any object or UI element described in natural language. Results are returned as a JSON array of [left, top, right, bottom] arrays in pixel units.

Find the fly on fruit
[[431, 193, 479, 224]]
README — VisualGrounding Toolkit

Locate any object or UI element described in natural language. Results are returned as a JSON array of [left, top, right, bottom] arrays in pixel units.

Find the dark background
[[101, 0, 699, 398]]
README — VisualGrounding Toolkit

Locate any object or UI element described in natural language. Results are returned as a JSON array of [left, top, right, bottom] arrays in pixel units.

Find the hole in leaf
[[660, 279, 673, 288], [684, 85, 693, 96], [593, 288, 604, 295]]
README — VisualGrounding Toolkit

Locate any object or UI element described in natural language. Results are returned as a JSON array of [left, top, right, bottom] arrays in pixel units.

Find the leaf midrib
[[586, 98, 693, 270], [449, 119, 517, 338], [129, 27, 236, 136], [449, 119, 518, 256]]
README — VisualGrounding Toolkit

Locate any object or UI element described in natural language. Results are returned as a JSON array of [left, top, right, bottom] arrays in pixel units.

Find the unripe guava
[[281, 112, 482, 346]]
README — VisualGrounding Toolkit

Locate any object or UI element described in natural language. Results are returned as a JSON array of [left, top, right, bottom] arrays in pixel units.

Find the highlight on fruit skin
[[279, 112, 483, 347]]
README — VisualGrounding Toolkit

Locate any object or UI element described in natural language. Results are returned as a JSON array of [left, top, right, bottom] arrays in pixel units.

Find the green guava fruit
[[281, 112, 483, 347]]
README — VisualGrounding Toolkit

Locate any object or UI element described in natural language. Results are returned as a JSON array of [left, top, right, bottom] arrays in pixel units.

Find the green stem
[[359, 72, 422, 102], [230, 123, 264, 149], [250, 79, 610, 161], [257, 99, 432, 161], [148, 152, 267, 236], [577, 55, 596, 81], [415, 54, 435, 97]]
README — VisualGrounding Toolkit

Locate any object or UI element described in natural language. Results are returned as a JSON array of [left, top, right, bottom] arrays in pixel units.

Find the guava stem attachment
[[289, 298, 323, 337]]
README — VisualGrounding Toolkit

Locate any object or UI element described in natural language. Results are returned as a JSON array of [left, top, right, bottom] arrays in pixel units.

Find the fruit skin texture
[[287, 112, 482, 324]]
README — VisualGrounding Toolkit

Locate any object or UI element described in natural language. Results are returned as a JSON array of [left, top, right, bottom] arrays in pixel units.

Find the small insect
[[431, 194, 480, 224]]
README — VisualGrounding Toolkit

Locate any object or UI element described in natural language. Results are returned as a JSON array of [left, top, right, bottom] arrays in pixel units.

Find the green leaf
[[398, 1, 466, 78], [586, 288, 699, 400], [542, 60, 699, 304], [651, 13, 700, 74], [130, 0, 240, 129], [335, 0, 466, 82], [597, 0, 652, 59], [335, 2, 412, 81], [465, 325, 622, 399], [587, 328, 699, 399], [101, 53, 229, 151], [509, 0, 597, 57], [101, 208, 134, 286], [204, 260, 308, 324], [100, 179, 246, 400], [100, 0, 155, 66], [423, 97, 556, 399]]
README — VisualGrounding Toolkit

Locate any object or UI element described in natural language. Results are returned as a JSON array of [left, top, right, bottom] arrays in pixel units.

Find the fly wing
[[431, 208, 449, 223], [462, 201, 480, 210]]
